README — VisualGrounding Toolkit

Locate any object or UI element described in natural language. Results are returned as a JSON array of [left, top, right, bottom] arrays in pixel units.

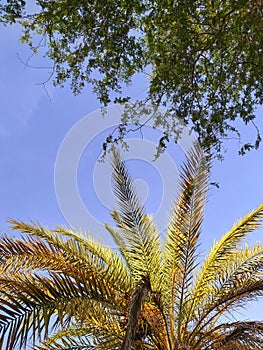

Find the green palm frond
[[110, 149, 163, 289]]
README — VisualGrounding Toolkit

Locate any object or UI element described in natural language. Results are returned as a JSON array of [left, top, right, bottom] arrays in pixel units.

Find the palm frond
[[190, 204, 263, 323], [0, 266, 128, 350], [0, 272, 56, 349], [54, 225, 133, 293], [110, 149, 163, 290], [36, 303, 125, 350], [0, 233, 72, 274], [163, 144, 210, 338], [104, 223, 129, 261], [6, 220, 132, 294], [36, 327, 95, 350], [197, 321, 263, 350], [188, 244, 263, 344]]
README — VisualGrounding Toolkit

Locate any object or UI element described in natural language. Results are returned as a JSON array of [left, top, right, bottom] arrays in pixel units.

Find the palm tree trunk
[[121, 275, 151, 350]]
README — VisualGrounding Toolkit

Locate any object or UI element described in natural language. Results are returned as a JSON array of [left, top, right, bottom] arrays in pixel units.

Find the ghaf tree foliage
[[1, 0, 263, 156], [1, 145, 263, 349]]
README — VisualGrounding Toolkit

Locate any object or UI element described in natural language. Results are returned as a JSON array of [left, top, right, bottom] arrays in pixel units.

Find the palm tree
[[1, 145, 263, 350]]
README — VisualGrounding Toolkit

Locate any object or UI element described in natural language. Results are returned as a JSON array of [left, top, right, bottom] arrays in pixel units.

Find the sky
[[1, 21, 263, 327]]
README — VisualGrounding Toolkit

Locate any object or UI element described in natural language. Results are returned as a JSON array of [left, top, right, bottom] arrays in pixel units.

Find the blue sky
[[1, 22, 263, 324]]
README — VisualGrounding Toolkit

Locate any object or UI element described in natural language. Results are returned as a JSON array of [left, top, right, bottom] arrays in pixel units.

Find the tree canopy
[[1, 0, 263, 156], [1, 146, 263, 349]]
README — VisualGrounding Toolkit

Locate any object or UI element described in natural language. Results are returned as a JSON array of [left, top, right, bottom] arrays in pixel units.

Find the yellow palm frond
[[0, 267, 127, 349], [37, 302, 125, 350], [190, 205, 263, 325], [0, 233, 67, 273], [0, 223, 132, 349], [7, 220, 132, 293], [187, 243, 263, 344]]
